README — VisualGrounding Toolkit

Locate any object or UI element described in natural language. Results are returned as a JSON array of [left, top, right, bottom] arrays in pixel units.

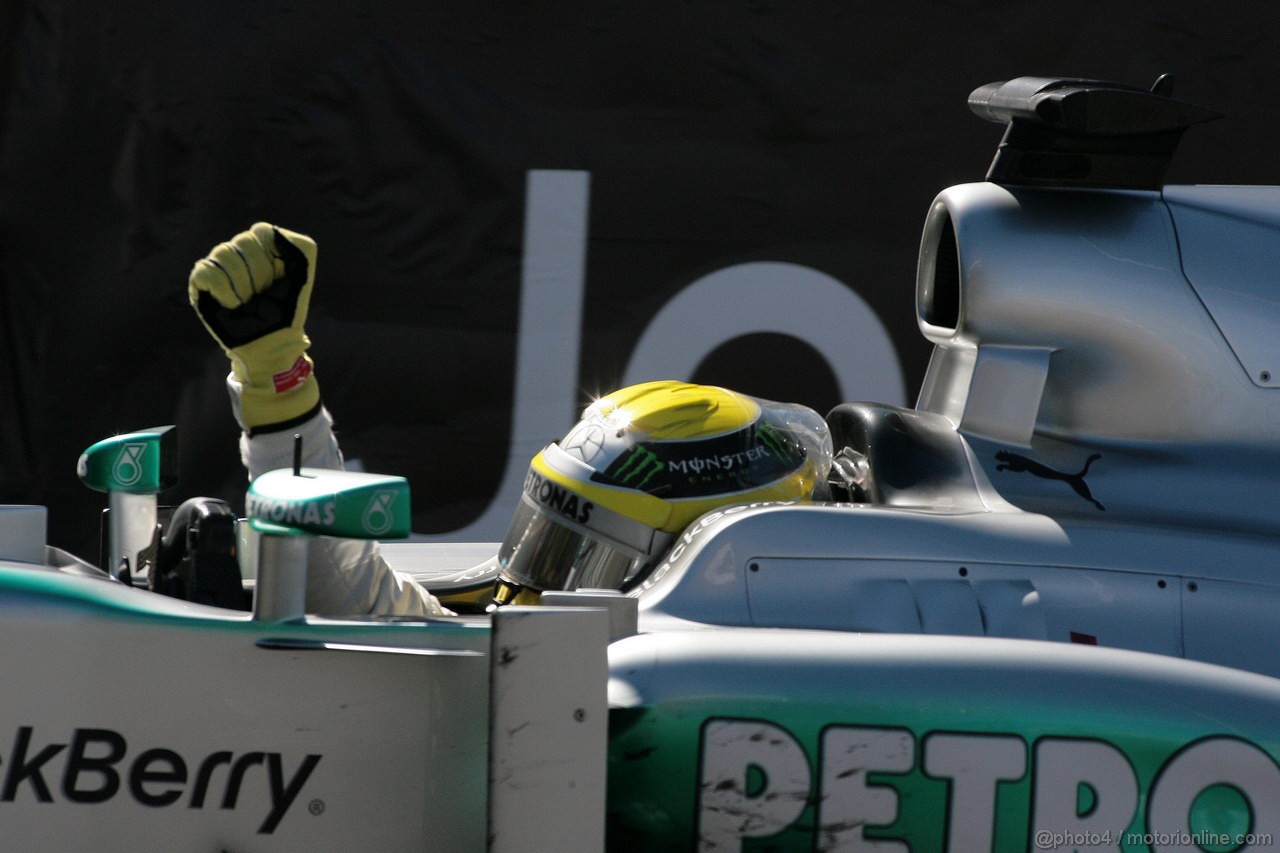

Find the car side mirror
[[246, 458, 410, 621], [77, 425, 177, 582]]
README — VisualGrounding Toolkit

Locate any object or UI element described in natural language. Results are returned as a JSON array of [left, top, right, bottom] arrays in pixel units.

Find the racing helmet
[[492, 380, 832, 605]]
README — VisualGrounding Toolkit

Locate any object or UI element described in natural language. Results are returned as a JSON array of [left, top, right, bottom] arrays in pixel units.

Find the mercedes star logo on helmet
[[561, 423, 606, 463]]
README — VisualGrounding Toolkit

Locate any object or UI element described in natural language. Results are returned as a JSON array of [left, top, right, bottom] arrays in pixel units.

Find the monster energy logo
[[613, 446, 666, 489], [668, 446, 769, 477], [755, 422, 798, 460], [600, 423, 805, 498]]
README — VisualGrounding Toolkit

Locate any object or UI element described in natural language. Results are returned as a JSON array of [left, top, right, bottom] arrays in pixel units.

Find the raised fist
[[189, 223, 321, 432]]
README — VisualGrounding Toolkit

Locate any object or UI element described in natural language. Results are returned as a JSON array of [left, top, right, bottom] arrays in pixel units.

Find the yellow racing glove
[[189, 223, 321, 433]]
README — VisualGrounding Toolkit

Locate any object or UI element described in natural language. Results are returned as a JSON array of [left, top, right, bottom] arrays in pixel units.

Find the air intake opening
[[920, 211, 961, 332]]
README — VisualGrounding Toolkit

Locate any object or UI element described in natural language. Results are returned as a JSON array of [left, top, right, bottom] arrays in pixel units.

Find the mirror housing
[[76, 426, 177, 581], [246, 467, 411, 621]]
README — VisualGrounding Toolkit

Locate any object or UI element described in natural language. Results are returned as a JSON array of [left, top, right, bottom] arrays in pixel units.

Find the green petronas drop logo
[[615, 446, 665, 489], [112, 443, 148, 488], [361, 490, 399, 536]]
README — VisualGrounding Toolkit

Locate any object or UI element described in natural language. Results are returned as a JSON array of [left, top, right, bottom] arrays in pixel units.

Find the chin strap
[[489, 577, 536, 610]]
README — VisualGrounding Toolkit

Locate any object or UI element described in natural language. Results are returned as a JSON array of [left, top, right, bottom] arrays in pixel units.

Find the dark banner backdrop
[[2, 1, 1278, 556]]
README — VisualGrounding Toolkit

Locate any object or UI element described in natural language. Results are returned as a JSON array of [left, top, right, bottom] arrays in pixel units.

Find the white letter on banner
[[418, 169, 590, 541], [623, 262, 905, 407]]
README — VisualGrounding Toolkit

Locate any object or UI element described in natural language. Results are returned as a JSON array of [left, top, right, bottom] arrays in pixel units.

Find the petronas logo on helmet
[[614, 446, 665, 489], [523, 469, 594, 524]]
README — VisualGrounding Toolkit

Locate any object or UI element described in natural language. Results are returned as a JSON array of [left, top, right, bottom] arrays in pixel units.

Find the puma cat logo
[[995, 451, 1105, 511]]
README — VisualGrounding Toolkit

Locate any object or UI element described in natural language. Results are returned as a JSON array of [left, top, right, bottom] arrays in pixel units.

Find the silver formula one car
[[4, 76, 1280, 852]]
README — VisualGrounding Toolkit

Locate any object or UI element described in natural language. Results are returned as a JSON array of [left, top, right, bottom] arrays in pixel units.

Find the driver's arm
[[189, 223, 448, 617]]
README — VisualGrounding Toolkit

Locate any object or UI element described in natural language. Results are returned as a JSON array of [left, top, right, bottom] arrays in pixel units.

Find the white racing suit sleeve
[[239, 404, 450, 617]]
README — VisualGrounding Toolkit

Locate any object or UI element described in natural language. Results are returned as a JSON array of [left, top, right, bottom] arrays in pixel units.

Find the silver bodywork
[[625, 181, 1280, 680]]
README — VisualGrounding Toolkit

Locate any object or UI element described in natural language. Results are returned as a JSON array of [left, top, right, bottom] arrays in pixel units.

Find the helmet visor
[[498, 498, 644, 593]]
